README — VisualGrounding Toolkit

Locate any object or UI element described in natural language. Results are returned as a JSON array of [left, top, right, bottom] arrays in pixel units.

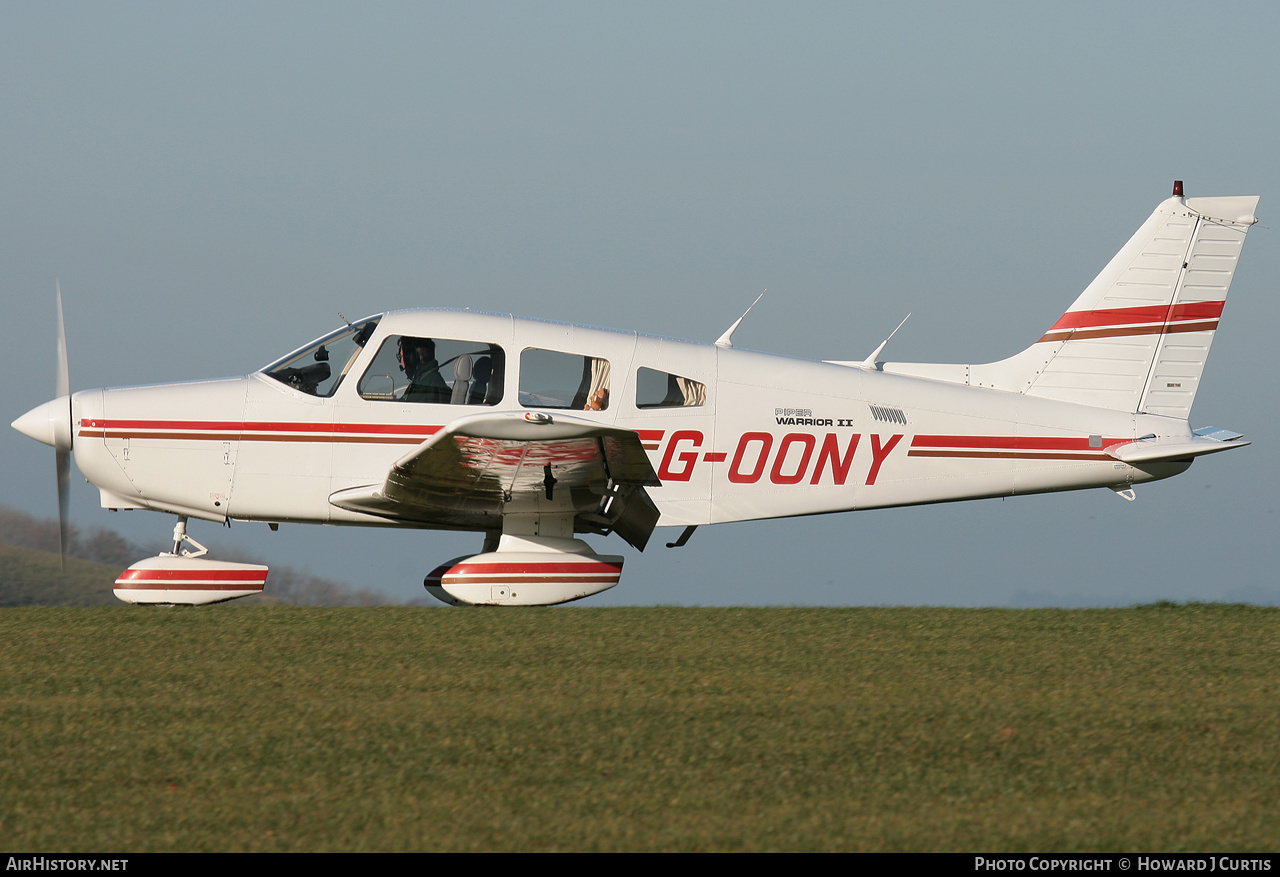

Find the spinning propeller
[[11, 284, 75, 568], [54, 286, 72, 566]]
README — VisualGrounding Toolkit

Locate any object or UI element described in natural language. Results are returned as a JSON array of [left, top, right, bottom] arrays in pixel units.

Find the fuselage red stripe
[[77, 418, 1132, 465], [907, 450, 1112, 461], [79, 419, 442, 444], [81, 419, 442, 435], [911, 435, 1125, 450], [80, 430, 427, 445]]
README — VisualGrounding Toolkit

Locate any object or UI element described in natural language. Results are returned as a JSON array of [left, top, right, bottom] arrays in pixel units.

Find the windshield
[[263, 316, 381, 397]]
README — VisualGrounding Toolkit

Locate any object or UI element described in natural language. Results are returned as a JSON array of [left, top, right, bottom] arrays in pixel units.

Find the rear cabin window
[[519, 348, 611, 410], [635, 367, 706, 408], [357, 336, 505, 405]]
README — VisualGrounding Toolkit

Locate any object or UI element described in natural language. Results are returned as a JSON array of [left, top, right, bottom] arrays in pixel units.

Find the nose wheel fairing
[[114, 554, 269, 605], [112, 517, 268, 605]]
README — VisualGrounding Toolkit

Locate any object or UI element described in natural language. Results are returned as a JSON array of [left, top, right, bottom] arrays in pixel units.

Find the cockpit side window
[[635, 367, 706, 408], [357, 336, 505, 405], [264, 317, 380, 397], [519, 348, 610, 410]]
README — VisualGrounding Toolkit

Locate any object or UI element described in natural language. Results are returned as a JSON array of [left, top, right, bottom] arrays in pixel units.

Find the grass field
[[1, 604, 1277, 852]]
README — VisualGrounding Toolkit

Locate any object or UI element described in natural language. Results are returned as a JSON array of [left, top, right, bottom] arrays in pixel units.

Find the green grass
[[1, 605, 1277, 851]]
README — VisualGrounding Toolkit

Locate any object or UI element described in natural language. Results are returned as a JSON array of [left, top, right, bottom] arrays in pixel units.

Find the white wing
[[329, 411, 662, 549]]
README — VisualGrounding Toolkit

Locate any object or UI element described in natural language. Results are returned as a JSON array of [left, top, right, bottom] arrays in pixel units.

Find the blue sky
[[4, 2, 1278, 605]]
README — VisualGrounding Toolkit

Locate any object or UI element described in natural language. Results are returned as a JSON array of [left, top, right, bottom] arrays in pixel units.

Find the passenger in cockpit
[[398, 337, 451, 404], [467, 356, 492, 405]]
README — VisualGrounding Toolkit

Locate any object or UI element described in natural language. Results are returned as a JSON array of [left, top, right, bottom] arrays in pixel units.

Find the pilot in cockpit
[[397, 337, 451, 404]]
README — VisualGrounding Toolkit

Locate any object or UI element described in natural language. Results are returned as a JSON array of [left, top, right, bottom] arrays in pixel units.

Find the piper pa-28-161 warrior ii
[[12, 184, 1260, 606]]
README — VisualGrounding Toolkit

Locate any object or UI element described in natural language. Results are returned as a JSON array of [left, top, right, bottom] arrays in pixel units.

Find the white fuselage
[[65, 308, 1187, 535]]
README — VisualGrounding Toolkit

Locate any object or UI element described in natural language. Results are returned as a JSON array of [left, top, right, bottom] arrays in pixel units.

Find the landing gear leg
[[169, 516, 209, 558]]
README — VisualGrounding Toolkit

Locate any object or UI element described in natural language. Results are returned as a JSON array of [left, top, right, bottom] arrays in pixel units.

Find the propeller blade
[[56, 447, 70, 571], [56, 281, 69, 399], [55, 282, 72, 570]]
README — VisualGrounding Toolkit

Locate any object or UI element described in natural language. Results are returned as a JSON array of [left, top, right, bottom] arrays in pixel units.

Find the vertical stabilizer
[[966, 192, 1259, 416]]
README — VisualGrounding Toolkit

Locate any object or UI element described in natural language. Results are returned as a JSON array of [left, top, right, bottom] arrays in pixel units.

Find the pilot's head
[[397, 337, 436, 375]]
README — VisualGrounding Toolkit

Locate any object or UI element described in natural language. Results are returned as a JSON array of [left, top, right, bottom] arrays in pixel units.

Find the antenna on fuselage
[[715, 290, 766, 348], [859, 313, 911, 370]]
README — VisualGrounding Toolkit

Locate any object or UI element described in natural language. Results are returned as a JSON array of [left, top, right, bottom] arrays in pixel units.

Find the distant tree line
[[0, 505, 152, 567]]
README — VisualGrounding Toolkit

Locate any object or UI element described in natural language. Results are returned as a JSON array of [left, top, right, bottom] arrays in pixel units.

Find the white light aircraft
[[12, 184, 1259, 606]]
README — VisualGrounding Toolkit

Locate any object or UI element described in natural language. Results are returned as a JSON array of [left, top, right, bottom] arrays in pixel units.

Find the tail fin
[[980, 191, 1259, 416], [885, 190, 1259, 418]]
